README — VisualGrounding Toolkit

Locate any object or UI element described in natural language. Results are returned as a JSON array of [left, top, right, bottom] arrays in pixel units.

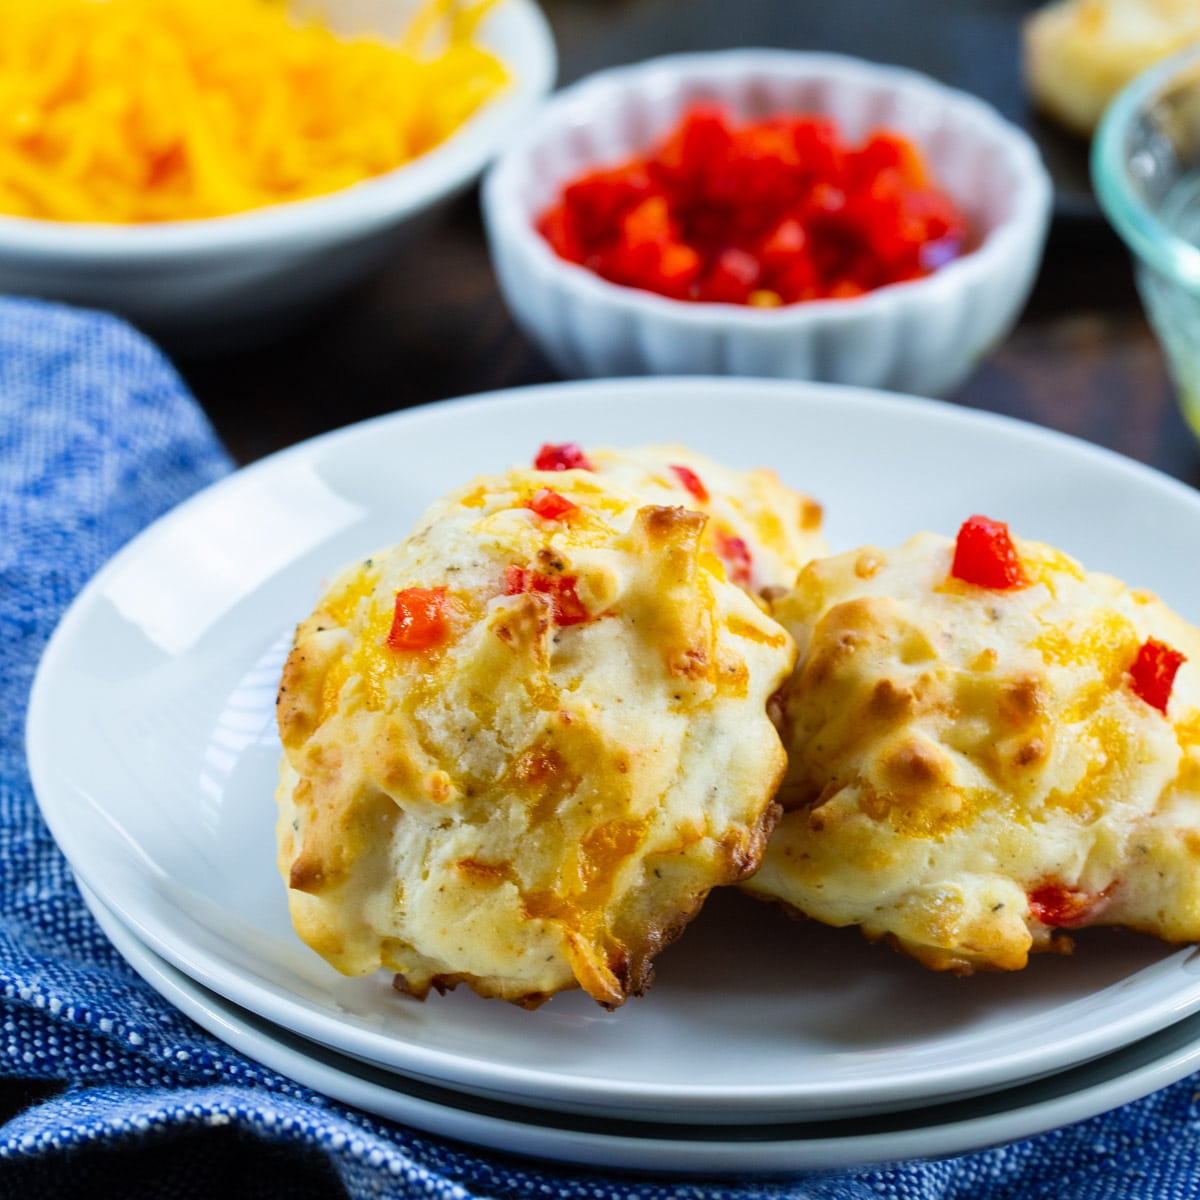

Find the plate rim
[[80, 880, 1200, 1175]]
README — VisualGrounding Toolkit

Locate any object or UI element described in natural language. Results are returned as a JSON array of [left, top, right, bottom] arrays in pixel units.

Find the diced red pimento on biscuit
[[715, 531, 753, 586], [950, 515, 1027, 590], [669, 463, 709, 504], [534, 443, 593, 472], [1129, 637, 1186, 715], [525, 488, 578, 521], [1027, 882, 1110, 929], [505, 565, 589, 626], [387, 587, 450, 651]]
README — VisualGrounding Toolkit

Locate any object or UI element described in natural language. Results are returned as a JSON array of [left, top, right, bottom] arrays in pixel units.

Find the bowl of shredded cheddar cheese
[[483, 50, 1050, 396], [0, 0, 555, 341]]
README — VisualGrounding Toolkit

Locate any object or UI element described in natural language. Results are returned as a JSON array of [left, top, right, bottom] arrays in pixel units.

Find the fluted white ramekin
[[483, 50, 1051, 397]]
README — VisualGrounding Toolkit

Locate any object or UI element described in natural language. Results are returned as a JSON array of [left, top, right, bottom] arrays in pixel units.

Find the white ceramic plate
[[27, 378, 1200, 1125], [81, 881, 1200, 1174]]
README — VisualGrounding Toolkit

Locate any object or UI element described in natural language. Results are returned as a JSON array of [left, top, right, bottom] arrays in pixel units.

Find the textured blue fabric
[[2, 296, 1200, 1198]]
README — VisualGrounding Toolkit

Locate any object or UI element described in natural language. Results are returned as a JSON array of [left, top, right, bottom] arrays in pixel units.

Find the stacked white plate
[[27, 378, 1200, 1174]]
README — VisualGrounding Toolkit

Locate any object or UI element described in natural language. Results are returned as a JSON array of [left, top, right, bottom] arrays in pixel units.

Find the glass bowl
[[1093, 43, 1200, 441]]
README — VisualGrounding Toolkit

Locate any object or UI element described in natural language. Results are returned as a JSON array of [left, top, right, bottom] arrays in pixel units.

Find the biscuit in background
[[276, 465, 796, 1008], [1024, 0, 1200, 136], [744, 518, 1200, 973]]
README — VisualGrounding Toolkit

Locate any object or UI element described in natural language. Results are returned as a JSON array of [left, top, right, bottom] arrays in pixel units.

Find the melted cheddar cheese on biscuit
[[531, 442, 826, 597], [585, 444, 826, 596], [276, 467, 796, 1008], [744, 528, 1200, 973]]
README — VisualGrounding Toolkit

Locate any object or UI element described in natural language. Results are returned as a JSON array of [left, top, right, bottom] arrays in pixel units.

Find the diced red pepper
[[855, 173, 918, 271], [1027, 882, 1108, 929], [525, 488, 577, 521], [621, 194, 674, 245], [607, 197, 702, 297], [771, 252, 821, 304], [535, 203, 584, 264], [950, 515, 1027, 590], [535, 104, 967, 307], [534, 442, 593, 472], [829, 278, 867, 300], [706, 124, 804, 222], [386, 587, 450, 651], [1129, 638, 1186, 715], [593, 196, 703, 299], [669, 463, 709, 503], [653, 105, 734, 198], [561, 163, 654, 245], [695, 247, 761, 304], [807, 181, 847, 217], [849, 132, 929, 191], [653, 241, 705, 298], [757, 217, 809, 271], [715, 531, 753, 586], [505, 565, 589, 626], [788, 116, 846, 187]]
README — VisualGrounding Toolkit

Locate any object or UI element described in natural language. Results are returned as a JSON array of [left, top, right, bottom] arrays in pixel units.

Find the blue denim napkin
[[2, 296, 1200, 1198]]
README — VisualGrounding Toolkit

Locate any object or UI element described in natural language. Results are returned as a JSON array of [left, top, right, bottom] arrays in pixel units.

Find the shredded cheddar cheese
[[0, 0, 508, 223]]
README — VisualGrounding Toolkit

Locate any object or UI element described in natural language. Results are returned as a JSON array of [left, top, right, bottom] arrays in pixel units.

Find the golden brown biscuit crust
[[277, 468, 795, 1007], [745, 531, 1200, 973], [581, 444, 827, 596]]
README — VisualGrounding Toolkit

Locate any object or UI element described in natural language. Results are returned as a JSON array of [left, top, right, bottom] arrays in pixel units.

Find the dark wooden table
[[173, 0, 1200, 491], [6, 1, 1200, 1194]]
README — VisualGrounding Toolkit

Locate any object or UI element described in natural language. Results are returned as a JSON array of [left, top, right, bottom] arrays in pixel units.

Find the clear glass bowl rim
[[1093, 40, 1200, 292]]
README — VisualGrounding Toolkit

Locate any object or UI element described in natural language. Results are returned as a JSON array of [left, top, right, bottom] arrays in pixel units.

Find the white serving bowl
[[483, 50, 1051, 397], [0, 0, 555, 346]]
